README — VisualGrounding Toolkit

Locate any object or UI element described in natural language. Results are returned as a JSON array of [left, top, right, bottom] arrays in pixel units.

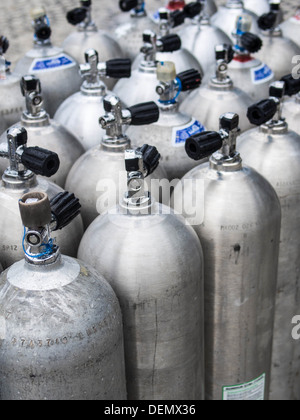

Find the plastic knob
[[215, 44, 234, 64], [66, 7, 87, 25], [160, 34, 182, 52], [138, 144, 161, 176], [183, 2, 202, 18], [50, 192, 81, 230], [240, 32, 263, 53], [170, 10, 186, 27], [177, 69, 201, 92], [81, 0, 92, 6], [247, 99, 278, 126], [35, 24, 52, 41], [8, 126, 28, 148], [106, 59, 132, 79], [20, 75, 41, 96], [185, 132, 223, 161], [220, 113, 239, 131], [128, 102, 160, 126], [281, 74, 300, 97], [119, 0, 139, 12], [257, 12, 277, 30], [21, 147, 60, 177], [19, 192, 52, 229], [0, 36, 9, 55]]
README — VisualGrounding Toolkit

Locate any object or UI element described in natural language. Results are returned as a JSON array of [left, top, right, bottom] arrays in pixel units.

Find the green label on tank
[[222, 374, 266, 401]]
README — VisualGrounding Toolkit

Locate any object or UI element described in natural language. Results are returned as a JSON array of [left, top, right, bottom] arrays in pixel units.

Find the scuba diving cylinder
[[180, 44, 254, 133], [14, 7, 82, 117], [0, 36, 24, 133], [172, 112, 281, 400], [255, 1, 300, 80], [210, 0, 260, 42], [126, 61, 206, 180], [113, 30, 183, 106], [65, 96, 167, 229], [132, 6, 203, 75], [78, 145, 205, 400], [243, 0, 272, 17], [0, 191, 127, 400], [153, 0, 217, 22], [0, 127, 84, 269], [54, 49, 131, 151], [237, 82, 300, 401], [281, 74, 300, 134], [0, 75, 84, 187], [178, 1, 232, 74], [227, 14, 275, 101], [114, 0, 158, 61], [63, 0, 124, 91], [280, 6, 300, 48]]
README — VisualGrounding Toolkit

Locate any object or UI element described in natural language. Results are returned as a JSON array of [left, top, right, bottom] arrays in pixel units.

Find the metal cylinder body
[[238, 125, 300, 401], [243, 0, 270, 16], [178, 19, 232, 74], [254, 31, 300, 80], [280, 10, 300, 47], [0, 72, 24, 133], [14, 45, 82, 117], [62, 30, 124, 91], [65, 144, 168, 229], [210, 4, 260, 42], [126, 105, 206, 180], [228, 56, 275, 101], [180, 80, 254, 133], [0, 175, 84, 269], [282, 95, 300, 134], [54, 87, 111, 152], [172, 158, 281, 400], [0, 118, 84, 188], [0, 255, 127, 400], [78, 201, 205, 400]]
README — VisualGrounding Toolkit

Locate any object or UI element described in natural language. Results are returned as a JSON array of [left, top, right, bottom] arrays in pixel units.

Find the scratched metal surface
[[0, 0, 298, 67]]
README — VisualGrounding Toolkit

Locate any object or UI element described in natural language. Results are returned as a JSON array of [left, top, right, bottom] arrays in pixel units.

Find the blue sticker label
[[30, 54, 75, 72], [173, 120, 206, 147], [252, 64, 274, 85]]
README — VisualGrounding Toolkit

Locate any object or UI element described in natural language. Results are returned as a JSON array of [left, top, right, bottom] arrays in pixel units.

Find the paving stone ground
[[1, 0, 299, 67]]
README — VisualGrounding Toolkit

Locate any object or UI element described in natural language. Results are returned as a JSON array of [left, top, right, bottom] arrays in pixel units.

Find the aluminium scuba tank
[[126, 61, 206, 181], [54, 49, 131, 151], [180, 44, 254, 133], [63, 0, 124, 91], [280, 6, 300, 47], [0, 36, 24, 133], [243, 0, 272, 17], [227, 14, 275, 101], [65, 96, 167, 229], [178, 1, 232, 74], [210, 0, 260, 42], [281, 74, 300, 134], [172, 112, 281, 400], [78, 145, 205, 400], [114, 0, 158, 61], [113, 30, 183, 107], [0, 191, 127, 400], [0, 127, 84, 269], [0, 75, 84, 188], [254, 1, 300, 80], [152, 0, 218, 22], [238, 82, 300, 401], [132, 6, 203, 75], [14, 7, 82, 117]]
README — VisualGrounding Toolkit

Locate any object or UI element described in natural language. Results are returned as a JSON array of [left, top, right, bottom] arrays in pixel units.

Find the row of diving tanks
[[0, 0, 299, 401]]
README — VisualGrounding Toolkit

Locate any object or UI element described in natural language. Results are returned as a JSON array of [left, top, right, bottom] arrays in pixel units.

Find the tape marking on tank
[[172, 119, 206, 148], [290, 11, 300, 24], [29, 54, 76, 73], [251, 64, 274, 85], [222, 373, 266, 401]]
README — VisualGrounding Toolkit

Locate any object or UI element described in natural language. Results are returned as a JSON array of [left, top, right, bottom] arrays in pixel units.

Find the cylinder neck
[[77, 5, 98, 32], [210, 150, 243, 172], [2, 170, 37, 189], [23, 224, 61, 266]]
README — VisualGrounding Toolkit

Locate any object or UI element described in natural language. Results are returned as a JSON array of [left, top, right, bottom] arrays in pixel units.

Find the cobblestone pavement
[[0, 0, 299, 67]]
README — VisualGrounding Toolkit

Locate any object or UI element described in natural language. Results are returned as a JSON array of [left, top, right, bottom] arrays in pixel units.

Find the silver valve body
[[21, 75, 45, 119]]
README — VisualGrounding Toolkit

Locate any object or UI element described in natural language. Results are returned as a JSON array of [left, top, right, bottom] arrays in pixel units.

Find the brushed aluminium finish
[[14, 45, 82, 117], [0, 175, 84, 269], [172, 156, 281, 400], [238, 125, 300, 400], [65, 144, 168, 229], [78, 201, 205, 400], [0, 117, 85, 188], [0, 72, 24, 133], [180, 79, 254, 133], [282, 95, 300, 135], [280, 9, 300, 47], [0, 255, 127, 400], [62, 30, 124, 91], [243, 0, 270, 16]]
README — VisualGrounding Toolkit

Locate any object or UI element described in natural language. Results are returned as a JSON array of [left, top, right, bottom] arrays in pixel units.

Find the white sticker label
[[29, 54, 76, 73], [290, 10, 300, 24], [172, 119, 206, 148], [251, 64, 274, 85], [222, 374, 266, 401]]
